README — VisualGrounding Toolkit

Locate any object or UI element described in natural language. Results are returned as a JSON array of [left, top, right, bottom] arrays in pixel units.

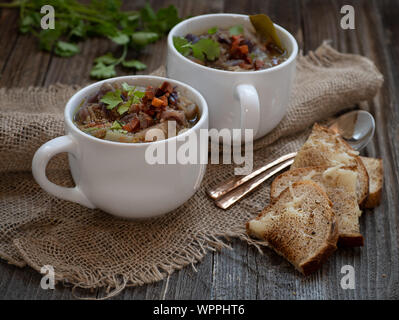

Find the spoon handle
[[207, 152, 297, 200], [214, 158, 294, 210]]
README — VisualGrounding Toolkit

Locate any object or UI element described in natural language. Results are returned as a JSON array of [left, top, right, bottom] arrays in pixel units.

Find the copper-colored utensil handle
[[214, 159, 294, 210], [207, 152, 297, 200]]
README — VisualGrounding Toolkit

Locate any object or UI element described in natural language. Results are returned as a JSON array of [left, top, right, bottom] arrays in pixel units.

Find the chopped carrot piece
[[160, 95, 168, 106], [239, 45, 249, 55], [151, 97, 164, 107], [122, 123, 132, 132], [230, 42, 239, 54]]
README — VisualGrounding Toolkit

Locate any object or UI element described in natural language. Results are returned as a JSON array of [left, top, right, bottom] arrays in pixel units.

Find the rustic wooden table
[[0, 0, 398, 300]]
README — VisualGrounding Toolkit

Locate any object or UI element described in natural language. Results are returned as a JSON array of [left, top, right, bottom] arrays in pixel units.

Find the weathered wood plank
[[0, 8, 19, 75], [0, 259, 79, 299], [370, 0, 399, 299], [0, 32, 52, 87]]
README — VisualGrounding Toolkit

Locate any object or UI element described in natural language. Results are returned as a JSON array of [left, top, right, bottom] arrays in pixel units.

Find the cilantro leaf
[[20, 13, 40, 34], [87, 22, 118, 38], [174, 36, 220, 62], [110, 120, 123, 130], [191, 45, 204, 61], [90, 62, 116, 79], [131, 31, 159, 46], [133, 90, 145, 99], [55, 41, 80, 57], [122, 59, 147, 70], [121, 82, 134, 93], [39, 28, 63, 51], [110, 32, 130, 45], [141, 4, 181, 33], [191, 38, 220, 61], [173, 36, 191, 56], [140, 3, 157, 22], [117, 100, 131, 115], [70, 20, 86, 38], [229, 24, 244, 36], [100, 90, 123, 110], [208, 27, 218, 35], [95, 53, 118, 65], [154, 5, 181, 33]]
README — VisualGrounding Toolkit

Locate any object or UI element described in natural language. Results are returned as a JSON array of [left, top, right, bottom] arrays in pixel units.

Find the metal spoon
[[328, 110, 375, 150], [208, 110, 375, 208]]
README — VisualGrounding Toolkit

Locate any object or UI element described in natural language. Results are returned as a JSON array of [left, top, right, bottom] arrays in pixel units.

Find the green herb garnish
[[207, 27, 218, 35], [100, 90, 123, 110], [121, 83, 135, 93], [122, 60, 147, 70], [173, 37, 220, 62], [90, 62, 117, 79], [117, 100, 132, 115], [229, 24, 244, 36], [133, 91, 145, 99], [191, 38, 220, 61], [173, 37, 191, 56], [54, 41, 80, 57], [0, 1, 182, 79], [119, 82, 146, 113], [110, 121, 123, 130]]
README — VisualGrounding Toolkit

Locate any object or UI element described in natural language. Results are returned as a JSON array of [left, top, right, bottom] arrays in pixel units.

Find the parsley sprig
[[0, 1, 181, 79], [173, 36, 220, 62], [173, 24, 246, 63], [100, 82, 145, 115]]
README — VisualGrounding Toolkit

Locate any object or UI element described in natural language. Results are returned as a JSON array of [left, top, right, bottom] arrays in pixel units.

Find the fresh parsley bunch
[[0, 0, 181, 79]]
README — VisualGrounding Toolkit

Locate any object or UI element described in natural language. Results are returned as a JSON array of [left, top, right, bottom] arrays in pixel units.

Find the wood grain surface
[[0, 0, 398, 300]]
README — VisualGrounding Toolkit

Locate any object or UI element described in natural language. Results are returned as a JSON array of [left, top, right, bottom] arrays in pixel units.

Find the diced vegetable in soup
[[173, 14, 288, 72], [74, 81, 200, 143]]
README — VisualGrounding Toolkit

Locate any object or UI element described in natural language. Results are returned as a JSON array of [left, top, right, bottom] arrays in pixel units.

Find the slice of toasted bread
[[271, 166, 363, 247], [247, 181, 338, 275], [291, 123, 369, 205], [360, 156, 383, 208]]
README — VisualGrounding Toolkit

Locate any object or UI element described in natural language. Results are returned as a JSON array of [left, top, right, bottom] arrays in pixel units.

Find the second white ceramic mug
[[167, 14, 298, 142]]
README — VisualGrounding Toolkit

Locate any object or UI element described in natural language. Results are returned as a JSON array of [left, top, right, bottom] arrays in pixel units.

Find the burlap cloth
[[0, 43, 383, 297]]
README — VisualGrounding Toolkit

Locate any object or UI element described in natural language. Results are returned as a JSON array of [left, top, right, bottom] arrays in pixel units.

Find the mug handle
[[235, 84, 260, 137], [32, 135, 95, 209]]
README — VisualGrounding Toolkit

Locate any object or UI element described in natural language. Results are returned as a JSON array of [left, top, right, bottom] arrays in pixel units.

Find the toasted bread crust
[[337, 234, 364, 247], [320, 124, 370, 206], [293, 124, 369, 206], [247, 181, 338, 276], [356, 156, 370, 206], [360, 157, 383, 209], [300, 219, 338, 275], [271, 165, 363, 247], [364, 189, 382, 209]]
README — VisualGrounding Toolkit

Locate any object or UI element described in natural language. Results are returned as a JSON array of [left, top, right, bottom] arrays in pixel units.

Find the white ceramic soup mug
[[32, 76, 209, 219], [167, 13, 298, 142]]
